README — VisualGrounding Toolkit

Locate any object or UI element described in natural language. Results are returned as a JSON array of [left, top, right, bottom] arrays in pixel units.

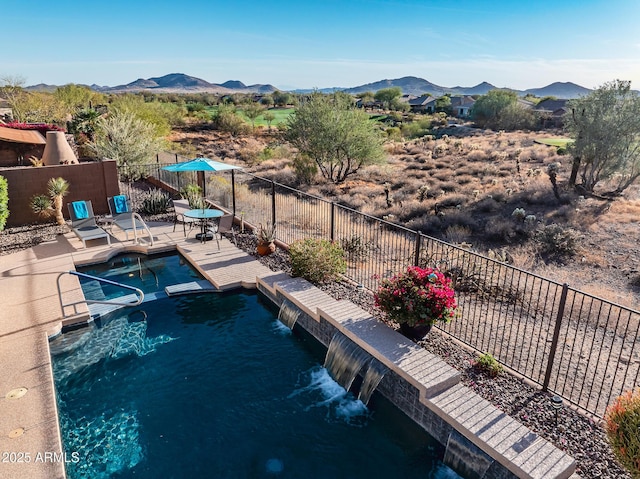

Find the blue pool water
[[52, 253, 461, 478]]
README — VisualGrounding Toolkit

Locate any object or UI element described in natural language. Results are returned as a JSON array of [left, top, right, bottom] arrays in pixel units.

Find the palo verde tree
[[565, 79, 640, 196], [470, 89, 535, 130], [88, 110, 163, 179], [284, 91, 386, 183], [374, 87, 402, 110]]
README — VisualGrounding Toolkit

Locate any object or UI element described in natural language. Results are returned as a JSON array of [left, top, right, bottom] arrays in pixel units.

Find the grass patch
[[535, 137, 573, 147], [205, 106, 294, 127]]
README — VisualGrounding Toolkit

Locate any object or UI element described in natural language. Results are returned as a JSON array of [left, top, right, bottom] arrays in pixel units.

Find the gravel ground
[[0, 223, 629, 478]]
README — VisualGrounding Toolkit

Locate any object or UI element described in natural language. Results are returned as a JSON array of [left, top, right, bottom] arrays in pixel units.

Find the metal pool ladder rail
[[57, 271, 145, 318]]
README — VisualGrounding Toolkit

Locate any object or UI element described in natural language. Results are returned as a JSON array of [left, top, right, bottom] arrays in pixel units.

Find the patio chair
[[67, 200, 111, 248], [172, 198, 197, 237], [107, 195, 154, 245], [208, 213, 236, 250]]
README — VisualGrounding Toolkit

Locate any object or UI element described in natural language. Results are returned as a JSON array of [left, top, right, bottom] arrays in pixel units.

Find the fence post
[[330, 202, 335, 242], [414, 231, 423, 266], [542, 283, 569, 391], [231, 170, 236, 217], [271, 180, 276, 226]]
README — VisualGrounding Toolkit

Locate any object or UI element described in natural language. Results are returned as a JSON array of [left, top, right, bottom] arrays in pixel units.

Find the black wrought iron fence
[[123, 160, 640, 418]]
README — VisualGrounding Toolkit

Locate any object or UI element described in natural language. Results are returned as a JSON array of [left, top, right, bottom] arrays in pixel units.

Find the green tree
[[272, 90, 292, 107], [109, 94, 184, 137], [213, 103, 249, 135], [565, 79, 640, 195], [260, 95, 274, 108], [263, 111, 276, 131], [470, 90, 518, 129], [243, 101, 265, 130], [374, 87, 402, 110], [436, 94, 452, 115], [54, 84, 104, 113], [89, 110, 163, 171], [284, 92, 386, 183]]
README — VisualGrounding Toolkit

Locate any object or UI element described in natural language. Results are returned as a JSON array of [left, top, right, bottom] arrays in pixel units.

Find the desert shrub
[[445, 225, 472, 244], [437, 210, 477, 231], [484, 217, 517, 242], [401, 118, 432, 139], [439, 181, 459, 193], [289, 238, 347, 284], [534, 224, 580, 260], [181, 183, 205, 209], [292, 154, 318, 185], [475, 197, 501, 213], [385, 127, 402, 140], [456, 174, 475, 185], [340, 234, 371, 262], [140, 188, 171, 215], [466, 149, 488, 162], [437, 194, 468, 209], [604, 388, 640, 477], [0, 175, 8, 232], [474, 353, 503, 377]]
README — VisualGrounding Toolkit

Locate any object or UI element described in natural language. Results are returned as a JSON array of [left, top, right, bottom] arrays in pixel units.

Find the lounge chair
[[172, 198, 197, 237], [107, 195, 154, 245], [68, 200, 111, 248]]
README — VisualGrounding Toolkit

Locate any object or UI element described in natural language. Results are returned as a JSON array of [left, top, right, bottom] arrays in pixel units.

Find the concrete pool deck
[[0, 222, 578, 479]]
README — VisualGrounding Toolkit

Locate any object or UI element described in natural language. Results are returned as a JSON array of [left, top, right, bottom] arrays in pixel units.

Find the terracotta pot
[[256, 241, 276, 256], [399, 322, 433, 341]]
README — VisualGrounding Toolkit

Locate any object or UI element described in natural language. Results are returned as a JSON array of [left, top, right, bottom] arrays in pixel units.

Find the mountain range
[[25, 73, 593, 99]]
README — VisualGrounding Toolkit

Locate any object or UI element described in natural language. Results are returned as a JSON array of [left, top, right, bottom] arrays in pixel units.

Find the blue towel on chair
[[113, 195, 128, 214], [72, 201, 88, 219]]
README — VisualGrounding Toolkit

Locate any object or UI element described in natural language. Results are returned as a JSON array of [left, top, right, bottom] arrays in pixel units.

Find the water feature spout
[[324, 333, 372, 393], [277, 299, 301, 329], [358, 358, 389, 405]]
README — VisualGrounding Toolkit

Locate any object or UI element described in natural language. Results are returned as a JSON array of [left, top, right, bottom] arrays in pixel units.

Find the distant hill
[[343, 76, 452, 96], [23, 73, 592, 99], [343, 77, 591, 99], [449, 81, 498, 96], [524, 82, 592, 99]]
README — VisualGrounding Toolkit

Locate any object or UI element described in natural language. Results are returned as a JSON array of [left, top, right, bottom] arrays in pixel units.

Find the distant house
[[533, 98, 569, 128], [449, 95, 476, 117], [408, 95, 437, 113]]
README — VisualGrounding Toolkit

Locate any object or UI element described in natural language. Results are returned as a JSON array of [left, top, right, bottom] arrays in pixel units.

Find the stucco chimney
[[42, 131, 78, 165]]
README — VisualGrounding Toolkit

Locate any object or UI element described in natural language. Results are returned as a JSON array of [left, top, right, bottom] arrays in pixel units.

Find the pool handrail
[[57, 270, 145, 318]]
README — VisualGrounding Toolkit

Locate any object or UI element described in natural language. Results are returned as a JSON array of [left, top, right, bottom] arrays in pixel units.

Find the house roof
[[408, 95, 436, 106], [534, 98, 569, 112], [0, 126, 47, 145], [450, 95, 475, 107]]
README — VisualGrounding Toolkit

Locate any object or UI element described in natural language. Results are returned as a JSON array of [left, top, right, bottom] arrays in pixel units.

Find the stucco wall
[[0, 159, 119, 227]]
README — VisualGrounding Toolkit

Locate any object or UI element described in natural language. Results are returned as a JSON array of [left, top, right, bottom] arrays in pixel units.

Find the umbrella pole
[[197, 171, 206, 207]]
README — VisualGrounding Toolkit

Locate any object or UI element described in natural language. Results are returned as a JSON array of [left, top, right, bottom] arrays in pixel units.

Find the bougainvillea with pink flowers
[[1, 122, 65, 135], [374, 266, 457, 326]]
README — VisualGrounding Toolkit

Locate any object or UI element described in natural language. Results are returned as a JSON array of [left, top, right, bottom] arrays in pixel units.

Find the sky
[[2, 0, 640, 91]]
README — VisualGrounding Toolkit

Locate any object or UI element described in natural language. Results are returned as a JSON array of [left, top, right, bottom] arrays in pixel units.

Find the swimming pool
[[52, 254, 461, 478]]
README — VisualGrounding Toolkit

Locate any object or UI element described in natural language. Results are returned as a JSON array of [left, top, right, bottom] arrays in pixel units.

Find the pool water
[[76, 251, 203, 301], [52, 254, 461, 479]]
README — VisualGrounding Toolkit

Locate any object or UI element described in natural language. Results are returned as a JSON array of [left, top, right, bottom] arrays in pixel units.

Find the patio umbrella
[[162, 157, 242, 198]]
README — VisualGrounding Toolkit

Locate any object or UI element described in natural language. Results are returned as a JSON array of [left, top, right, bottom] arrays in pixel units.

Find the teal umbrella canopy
[[162, 157, 242, 172], [162, 157, 242, 200]]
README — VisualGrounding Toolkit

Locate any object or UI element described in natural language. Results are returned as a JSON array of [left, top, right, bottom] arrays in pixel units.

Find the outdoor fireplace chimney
[[42, 131, 78, 165]]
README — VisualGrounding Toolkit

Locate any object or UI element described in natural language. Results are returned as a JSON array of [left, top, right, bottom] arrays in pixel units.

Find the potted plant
[[374, 266, 457, 340], [256, 222, 276, 256]]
